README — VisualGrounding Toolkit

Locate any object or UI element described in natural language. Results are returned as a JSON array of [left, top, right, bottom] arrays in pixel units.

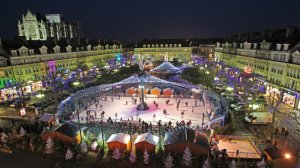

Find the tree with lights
[[229, 160, 236, 168], [112, 148, 121, 160], [1, 132, 8, 143], [80, 142, 88, 153], [143, 149, 150, 164], [45, 136, 54, 154], [65, 148, 74, 160], [202, 158, 210, 168], [257, 158, 266, 168], [164, 153, 174, 168], [182, 147, 192, 167], [19, 127, 26, 137], [129, 150, 136, 163]]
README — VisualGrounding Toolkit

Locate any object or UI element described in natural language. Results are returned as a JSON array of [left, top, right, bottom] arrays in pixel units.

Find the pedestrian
[[156, 103, 158, 109], [126, 101, 128, 105], [275, 127, 279, 137], [192, 106, 194, 112], [186, 102, 188, 107], [228, 136, 232, 143], [118, 95, 120, 100], [111, 97, 113, 102]]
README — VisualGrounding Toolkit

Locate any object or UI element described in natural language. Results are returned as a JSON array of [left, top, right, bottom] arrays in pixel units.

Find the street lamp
[[284, 153, 291, 159]]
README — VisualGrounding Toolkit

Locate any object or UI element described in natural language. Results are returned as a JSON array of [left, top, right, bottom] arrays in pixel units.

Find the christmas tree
[[182, 147, 192, 167], [112, 148, 121, 160], [45, 136, 54, 154], [143, 149, 150, 164], [257, 158, 266, 168], [129, 150, 136, 163], [19, 127, 26, 137], [80, 142, 88, 153], [202, 158, 210, 168], [65, 148, 74, 160], [1, 132, 8, 143], [229, 160, 236, 168], [91, 141, 98, 151], [164, 153, 174, 168]]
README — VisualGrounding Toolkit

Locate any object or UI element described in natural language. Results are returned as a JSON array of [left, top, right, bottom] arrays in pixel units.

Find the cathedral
[[17, 9, 80, 41]]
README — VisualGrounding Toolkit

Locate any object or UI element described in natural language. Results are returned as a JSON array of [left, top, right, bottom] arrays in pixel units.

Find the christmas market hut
[[126, 87, 136, 96], [150, 87, 161, 96], [41, 121, 81, 144], [134, 132, 159, 153], [164, 127, 209, 155], [107, 133, 130, 151]]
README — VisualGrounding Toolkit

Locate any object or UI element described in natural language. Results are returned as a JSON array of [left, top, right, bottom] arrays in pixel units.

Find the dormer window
[[283, 44, 290, 51], [18, 46, 29, 56], [156, 44, 159, 48], [147, 44, 150, 48], [253, 43, 257, 49], [66, 45, 72, 53], [165, 44, 168, 47], [276, 44, 282, 51], [178, 44, 181, 47], [86, 45, 91, 51], [143, 44, 146, 48], [169, 44, 172, 47], [160, 44, 164, 48], [11, 50, 18, 56], [174, 44, 177, 47], [39, 45, 48, 55], [29, 49, 34, 55], [53, 45, 61, 54], [243, 41, 252, 49]]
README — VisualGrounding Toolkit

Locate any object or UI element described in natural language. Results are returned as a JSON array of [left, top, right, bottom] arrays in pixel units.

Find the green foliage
[[182, 67, 214, 87], [214, 122, 236, 135]]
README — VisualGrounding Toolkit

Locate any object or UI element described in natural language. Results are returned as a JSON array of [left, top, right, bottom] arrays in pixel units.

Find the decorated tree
[[164, 153, 174, 168], [182, 147, 192, 167], [112, 148, 121, 160], [129, 150, 136, 163], [257, 158, 266, 168], [202, 158, 210, 168], [19, 127, 26, 137], [229, 160, 236, 168], [65, 148, 74, 160], [45, 137, 54, 154], [1, 132, 8, 143], [80, 142, 88, 153], [143, 149, 150, 165], [91, 141, 98, 151]]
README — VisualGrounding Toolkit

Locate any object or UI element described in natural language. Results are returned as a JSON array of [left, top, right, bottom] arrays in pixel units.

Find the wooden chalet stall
[[164, 127, 209, 155], [134, 132, 159, 153], [150, 87, 161, 97], [106, 133, 130, 151], [163, 88, 174, 97], [126, 87, 136, 96], [41, 121, 81, 144]]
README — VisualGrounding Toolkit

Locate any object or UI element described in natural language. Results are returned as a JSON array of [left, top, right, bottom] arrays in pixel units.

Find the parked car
[[244, 112, 272, 125], [9, 100, 23, 108]]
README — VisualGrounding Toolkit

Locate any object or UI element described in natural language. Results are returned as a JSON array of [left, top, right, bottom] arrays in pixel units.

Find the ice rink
[[73, 96, 212, 125]]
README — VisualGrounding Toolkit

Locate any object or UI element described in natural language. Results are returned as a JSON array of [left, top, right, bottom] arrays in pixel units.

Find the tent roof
[[114, 74, 195, 89], [107, 133, 130, 144], [46, 121, 80, 138], [134, 132, 159, 145], [151, 61, 181, 73], [164, 127, 209, 148]]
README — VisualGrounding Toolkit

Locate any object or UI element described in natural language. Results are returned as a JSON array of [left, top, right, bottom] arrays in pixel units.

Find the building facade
[[0, 39, 122, 87], [215, 40, 300, 109], [18, 10, 79, 41]]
